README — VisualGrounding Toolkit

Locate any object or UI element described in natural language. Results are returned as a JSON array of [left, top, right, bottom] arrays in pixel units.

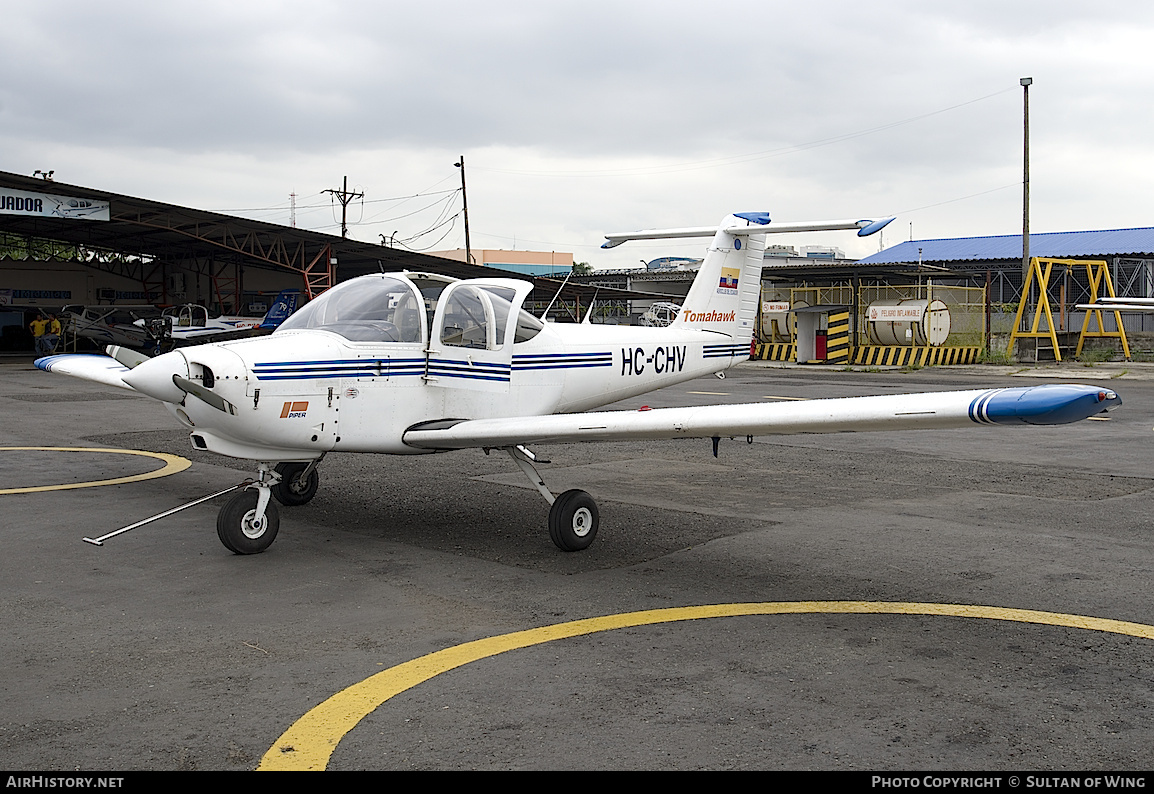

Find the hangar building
[[0, 170, 659, 350]]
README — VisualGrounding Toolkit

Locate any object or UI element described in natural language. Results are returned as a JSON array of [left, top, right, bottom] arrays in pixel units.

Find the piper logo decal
[[280, 401, 309, 418]]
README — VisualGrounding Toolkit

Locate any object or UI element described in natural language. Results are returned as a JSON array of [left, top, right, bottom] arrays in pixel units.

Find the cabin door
[[426, 279, 533, 392]]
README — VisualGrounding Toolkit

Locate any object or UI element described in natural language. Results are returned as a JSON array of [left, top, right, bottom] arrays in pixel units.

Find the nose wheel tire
[[272, 462, 319, 506], [217, 490, 280, 554], [548, 489, 599, 551]]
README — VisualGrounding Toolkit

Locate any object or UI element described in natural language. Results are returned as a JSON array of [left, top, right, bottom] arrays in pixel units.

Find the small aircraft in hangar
[[144, 289, 301, 345], [36, 212, 1120, 555], [64, 290, 299, 353]]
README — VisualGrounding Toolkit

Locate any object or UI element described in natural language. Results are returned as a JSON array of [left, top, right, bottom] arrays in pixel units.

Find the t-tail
[[602, 212, 894, 347]]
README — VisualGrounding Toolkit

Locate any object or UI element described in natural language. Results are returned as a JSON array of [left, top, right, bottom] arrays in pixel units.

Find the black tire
[[547, 489, 599, 551], [272, 462, 319, 506], [217, 490, 280, 554]]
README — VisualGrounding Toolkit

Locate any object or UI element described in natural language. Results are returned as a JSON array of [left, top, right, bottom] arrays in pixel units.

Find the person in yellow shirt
[[29, 315, 49, 354], [41, 314, 62, 354]]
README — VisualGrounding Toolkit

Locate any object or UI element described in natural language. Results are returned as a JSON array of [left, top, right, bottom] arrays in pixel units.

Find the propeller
[[172, 375, 237, 415], [106, 345, 150, 369]]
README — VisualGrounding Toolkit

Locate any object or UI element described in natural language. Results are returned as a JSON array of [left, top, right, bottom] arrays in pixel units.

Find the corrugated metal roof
[[860, 227, 1154, 265]]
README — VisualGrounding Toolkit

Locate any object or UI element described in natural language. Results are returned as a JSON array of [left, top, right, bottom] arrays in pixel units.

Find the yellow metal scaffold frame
[[1008, 257, 1130, 362], [1075, 259, 1131, 360]]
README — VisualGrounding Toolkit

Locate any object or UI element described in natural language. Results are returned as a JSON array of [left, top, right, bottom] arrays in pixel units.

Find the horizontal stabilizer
[[602, 216, 895, 248], [404, 385, 1118, 450]]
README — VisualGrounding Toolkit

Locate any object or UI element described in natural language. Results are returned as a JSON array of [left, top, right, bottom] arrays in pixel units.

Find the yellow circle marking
[[0, 447, 191, 494], [259, 601, 1154, 771]]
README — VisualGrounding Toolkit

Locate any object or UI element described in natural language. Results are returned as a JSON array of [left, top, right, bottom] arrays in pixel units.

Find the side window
[[476, 285, 542, 345], [479, 287, 514, 348], [440, 286, 494, 350], [513, 310, 543, 343]]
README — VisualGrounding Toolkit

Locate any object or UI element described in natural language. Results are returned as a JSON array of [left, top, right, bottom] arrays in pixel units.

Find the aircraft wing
[[34, 354, 133, 391], [1076, 302, 1154, 312], [403, 385, 1118, 450]]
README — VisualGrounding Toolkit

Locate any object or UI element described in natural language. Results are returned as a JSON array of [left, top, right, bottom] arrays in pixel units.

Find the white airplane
[[49, 196, 108, 220], [138, 290, 301, 345], [35, 212, 1121, 555]]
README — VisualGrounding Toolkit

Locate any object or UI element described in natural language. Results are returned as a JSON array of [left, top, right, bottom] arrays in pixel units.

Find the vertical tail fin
[[259, 290, 300, 330], [670, 213, 766, 346]]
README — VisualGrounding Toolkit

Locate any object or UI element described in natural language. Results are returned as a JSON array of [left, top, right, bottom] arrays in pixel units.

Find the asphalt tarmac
[[1, 356, 1152, 771]]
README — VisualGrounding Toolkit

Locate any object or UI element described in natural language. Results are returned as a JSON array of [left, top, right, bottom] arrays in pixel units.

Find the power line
[[474, 88, 1015, 178]]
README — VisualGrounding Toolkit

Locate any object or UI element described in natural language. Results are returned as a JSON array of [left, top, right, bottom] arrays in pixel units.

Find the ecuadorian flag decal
[[718, 268, 739, 293]]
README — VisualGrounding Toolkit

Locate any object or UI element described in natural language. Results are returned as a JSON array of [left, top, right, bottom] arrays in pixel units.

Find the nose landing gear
[[217, 463, 281, 555], [217, 488, 280, 554], [217, 456, 325, 554]]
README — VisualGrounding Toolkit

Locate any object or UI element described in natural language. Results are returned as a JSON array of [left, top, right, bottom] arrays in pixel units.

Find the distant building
[[428, 248, 573, 277], [860, 227, 1154, 304], [644, 256, 701, 271], [800, 245, 845, 260]]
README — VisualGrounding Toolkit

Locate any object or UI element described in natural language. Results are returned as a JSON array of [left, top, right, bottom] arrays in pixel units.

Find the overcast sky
[[2, 1, 1152, 269]]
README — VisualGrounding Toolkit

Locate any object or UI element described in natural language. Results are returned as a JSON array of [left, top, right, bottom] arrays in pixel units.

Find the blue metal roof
[[859, 227, 1154, 265]]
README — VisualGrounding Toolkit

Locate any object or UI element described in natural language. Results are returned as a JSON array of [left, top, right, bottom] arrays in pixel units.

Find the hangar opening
[[0, 170, 662, 353]]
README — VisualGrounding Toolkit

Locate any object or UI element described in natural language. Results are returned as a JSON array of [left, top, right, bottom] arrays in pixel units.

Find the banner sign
[[762, 301, 791, 313], [0, 188, 110, 221], [868, 304, 925, 322]]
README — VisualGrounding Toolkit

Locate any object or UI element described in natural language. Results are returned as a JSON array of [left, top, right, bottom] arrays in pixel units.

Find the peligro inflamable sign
[[868, 304, 925, 322]]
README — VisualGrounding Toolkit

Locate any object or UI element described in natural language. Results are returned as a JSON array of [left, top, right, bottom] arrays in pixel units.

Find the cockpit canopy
[[277, 276, 425, 343], [276, 274, 544, 346]]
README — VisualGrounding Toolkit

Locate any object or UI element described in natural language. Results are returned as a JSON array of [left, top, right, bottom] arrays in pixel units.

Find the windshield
[[276, 276, 425, 343]]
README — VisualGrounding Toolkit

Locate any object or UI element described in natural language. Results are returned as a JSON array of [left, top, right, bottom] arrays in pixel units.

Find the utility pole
[[323, 176, 363, 238], [1021, 77, 1033, 329], [454, 156, 473, 264]]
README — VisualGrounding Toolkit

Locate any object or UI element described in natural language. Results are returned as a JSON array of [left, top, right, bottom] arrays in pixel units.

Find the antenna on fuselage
[[581, 288, 599, 324], [540, 268, 574, 321]]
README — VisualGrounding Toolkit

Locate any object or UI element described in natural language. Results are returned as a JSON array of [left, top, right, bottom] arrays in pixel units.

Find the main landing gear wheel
[[217, 490, 280, 554], [271, 462, 319, 506], [548, 489, 599, 551]]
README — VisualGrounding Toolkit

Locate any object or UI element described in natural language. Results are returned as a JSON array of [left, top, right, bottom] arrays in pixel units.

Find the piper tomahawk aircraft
[[37, 212, 1121, 555]]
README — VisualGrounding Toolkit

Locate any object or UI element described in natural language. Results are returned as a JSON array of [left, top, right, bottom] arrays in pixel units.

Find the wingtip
[[857, 217, 896, 237]]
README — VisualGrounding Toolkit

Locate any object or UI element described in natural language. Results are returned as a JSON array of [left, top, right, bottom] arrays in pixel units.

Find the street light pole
[[1021, 77, 1033, 329]]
